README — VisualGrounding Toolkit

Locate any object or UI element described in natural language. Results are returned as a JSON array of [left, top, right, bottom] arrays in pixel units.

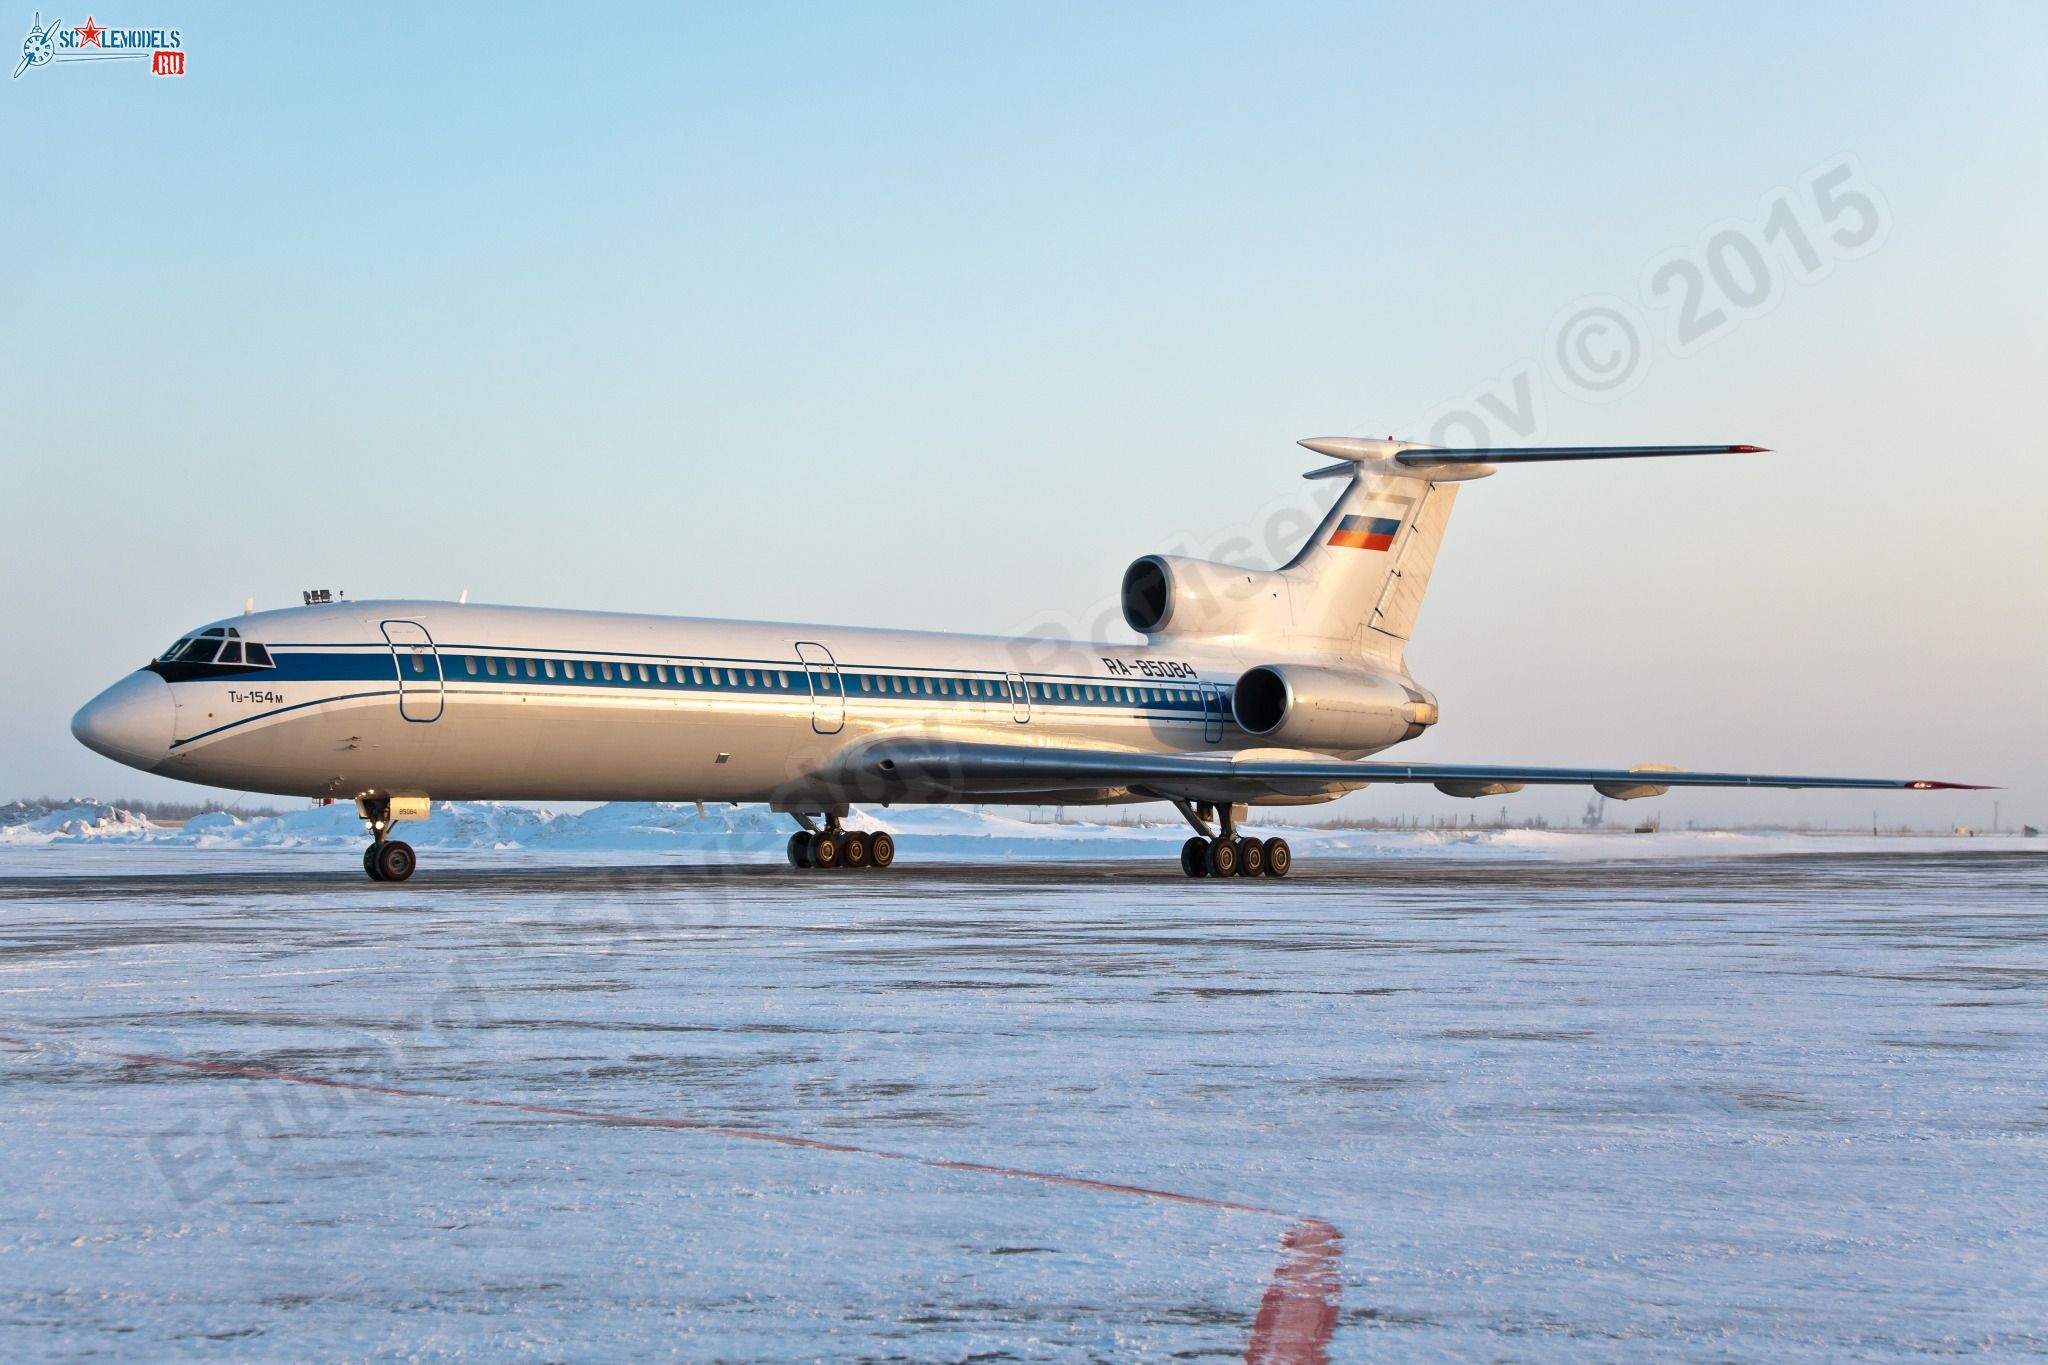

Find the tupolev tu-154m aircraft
[[72, 437, 1983, 882]]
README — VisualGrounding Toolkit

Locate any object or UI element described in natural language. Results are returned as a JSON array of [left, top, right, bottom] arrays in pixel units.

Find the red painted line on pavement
[[1, 1033, 1342, 1362], [1247, 1216, 1343, 1365]]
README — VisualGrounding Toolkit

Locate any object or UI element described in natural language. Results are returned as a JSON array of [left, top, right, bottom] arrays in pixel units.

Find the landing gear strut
[[786, 813, 896, 872], [357, 797, 417, 883], [1173, 801, 1288, 880]]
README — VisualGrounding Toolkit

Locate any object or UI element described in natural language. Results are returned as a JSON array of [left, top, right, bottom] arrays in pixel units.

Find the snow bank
[[0, 799, 2027, 861]]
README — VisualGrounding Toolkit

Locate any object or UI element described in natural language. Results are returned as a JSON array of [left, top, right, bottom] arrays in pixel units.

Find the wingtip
[[1906, 780, 1998, 791], [1730, 444, 1770, 453]]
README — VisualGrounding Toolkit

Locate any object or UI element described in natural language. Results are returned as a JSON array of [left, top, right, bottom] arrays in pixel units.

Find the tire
[[1237, 837, 1265, 878], [787, 831, 814, 868], [810, 831, 841, 869], [1262, 837, 1291, 878], [374, 840, 416, 883], [1206, 837, 1238, 878], [1180, 836, 1209, 878], [363, 845, 385, 881], [841, 830, 871, 869], [868, 831, 895, 869]]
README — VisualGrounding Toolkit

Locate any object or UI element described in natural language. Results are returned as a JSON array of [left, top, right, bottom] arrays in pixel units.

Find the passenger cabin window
[[410, 652, 425, 673], [543, 659, 557, 678], [485, 657, 499, 676], [465, 657, 479, 675]]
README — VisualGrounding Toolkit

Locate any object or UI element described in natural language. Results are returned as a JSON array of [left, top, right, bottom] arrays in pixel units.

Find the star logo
[[73, 14, 101, 46]]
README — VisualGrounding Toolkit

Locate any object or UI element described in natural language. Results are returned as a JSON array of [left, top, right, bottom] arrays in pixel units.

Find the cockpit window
[[156, 631, 274, 669]]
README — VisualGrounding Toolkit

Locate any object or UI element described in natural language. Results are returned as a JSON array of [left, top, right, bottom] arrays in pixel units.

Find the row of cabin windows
[[460, 656, 802, 689], [162, 627, 273, 668], [447, 655, 1218, 710]]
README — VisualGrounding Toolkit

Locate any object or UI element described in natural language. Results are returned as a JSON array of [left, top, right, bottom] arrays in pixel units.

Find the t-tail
[[1120, 438, 1767, 661]]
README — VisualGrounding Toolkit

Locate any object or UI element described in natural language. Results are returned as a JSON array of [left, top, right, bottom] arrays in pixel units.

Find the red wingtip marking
[[1907, 780, 1996, 791], [1730, 444, 1769, 453]]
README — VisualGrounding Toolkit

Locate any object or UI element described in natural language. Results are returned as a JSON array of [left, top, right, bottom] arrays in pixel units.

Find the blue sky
[[4, 2, 2043, 827]]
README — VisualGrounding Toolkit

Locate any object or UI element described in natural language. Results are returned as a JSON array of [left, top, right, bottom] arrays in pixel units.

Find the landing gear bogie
[[786, 817, 897, 872], [1172, 801, 1294, 880]]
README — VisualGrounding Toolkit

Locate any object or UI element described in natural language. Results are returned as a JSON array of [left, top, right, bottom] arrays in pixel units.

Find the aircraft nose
[[71, 671, 175, 772]]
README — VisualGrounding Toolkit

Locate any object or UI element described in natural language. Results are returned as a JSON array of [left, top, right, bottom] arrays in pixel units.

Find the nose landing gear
[[356, 796, 420, 883]]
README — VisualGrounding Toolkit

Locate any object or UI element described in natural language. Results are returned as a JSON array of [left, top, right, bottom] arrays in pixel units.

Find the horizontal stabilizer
[[1395, 444, 1766, 468]]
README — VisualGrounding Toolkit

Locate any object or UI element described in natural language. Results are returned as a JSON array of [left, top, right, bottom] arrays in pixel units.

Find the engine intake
[[1231, 664, 1436, 753]]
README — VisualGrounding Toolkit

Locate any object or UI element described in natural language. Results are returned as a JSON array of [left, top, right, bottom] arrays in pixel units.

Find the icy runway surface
[[1, 850, 2043, 1360]]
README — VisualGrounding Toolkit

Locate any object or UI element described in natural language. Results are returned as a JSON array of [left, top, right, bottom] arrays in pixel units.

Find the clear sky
[[4, 2, 2043, 828]]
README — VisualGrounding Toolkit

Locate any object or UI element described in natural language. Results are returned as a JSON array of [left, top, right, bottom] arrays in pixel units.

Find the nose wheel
[[364, 838, 417, 882]]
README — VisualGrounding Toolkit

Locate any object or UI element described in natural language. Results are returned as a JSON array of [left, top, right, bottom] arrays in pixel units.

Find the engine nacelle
[[1121, 555, 1290, 640], [1231, 663, 1436, 752]]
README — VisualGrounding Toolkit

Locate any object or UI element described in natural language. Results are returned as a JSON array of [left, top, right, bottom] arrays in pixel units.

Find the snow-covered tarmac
[[0, 835, 2042, 1360]]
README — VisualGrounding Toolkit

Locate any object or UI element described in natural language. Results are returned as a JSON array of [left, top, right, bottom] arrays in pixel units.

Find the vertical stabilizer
[[1280, 466, 1453, 649]]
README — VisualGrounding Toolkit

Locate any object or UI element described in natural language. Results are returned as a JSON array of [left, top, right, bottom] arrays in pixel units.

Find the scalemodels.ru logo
[[15, 11, 184, 78]]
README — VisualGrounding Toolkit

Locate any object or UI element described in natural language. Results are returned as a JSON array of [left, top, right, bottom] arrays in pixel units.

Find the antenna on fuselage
[[458, 588, 469, 605]]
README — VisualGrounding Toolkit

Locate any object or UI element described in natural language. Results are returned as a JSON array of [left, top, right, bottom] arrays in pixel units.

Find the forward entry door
[[795, 641, 844, 735], [381, 620, 444, 723]]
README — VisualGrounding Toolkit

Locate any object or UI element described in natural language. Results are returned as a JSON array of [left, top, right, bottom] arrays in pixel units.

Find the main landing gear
[[357, 797, 417, 883], [1174, 801, 1289, 880], [786, 814, 896, 872]]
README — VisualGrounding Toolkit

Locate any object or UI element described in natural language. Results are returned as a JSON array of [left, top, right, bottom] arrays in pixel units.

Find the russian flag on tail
[[1328, 499, 1408, 551]]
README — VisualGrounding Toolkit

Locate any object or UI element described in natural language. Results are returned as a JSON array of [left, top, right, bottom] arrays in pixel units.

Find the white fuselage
[[94, 600, 1418, 808]]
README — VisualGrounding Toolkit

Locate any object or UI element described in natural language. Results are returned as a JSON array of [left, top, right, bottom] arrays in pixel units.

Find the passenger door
[[1199, 681, 1225, 744], [1005, 671, 1030, 724], [794, 641, 844, 735], [381, 620, 444, 723]]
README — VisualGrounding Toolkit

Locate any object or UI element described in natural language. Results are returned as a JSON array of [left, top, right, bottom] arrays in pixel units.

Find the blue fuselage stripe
[[169, 647, 1234, 747]]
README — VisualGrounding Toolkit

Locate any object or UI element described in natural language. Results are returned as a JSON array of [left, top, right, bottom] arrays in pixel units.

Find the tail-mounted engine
[[1121, 555, 1291, 640], [1231, 663, 1438, 753]]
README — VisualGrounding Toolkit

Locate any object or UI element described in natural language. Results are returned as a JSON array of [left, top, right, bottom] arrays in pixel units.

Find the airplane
[[70, 437, 1982, 882]]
